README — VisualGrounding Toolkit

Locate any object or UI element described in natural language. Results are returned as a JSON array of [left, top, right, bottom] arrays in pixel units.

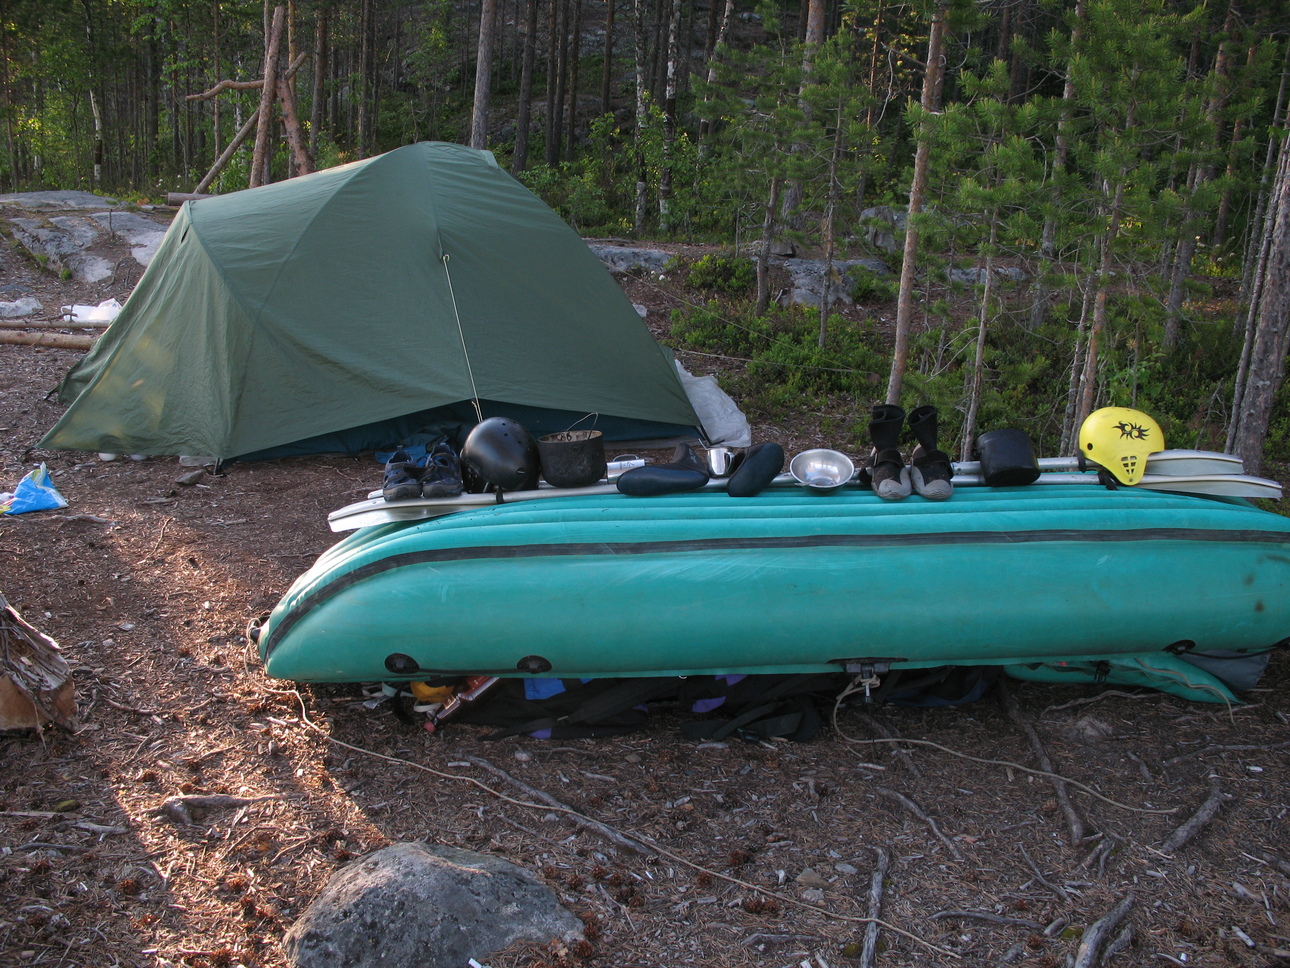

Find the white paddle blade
[[951, 471, 1280, 500], [952, 449, 1245, 478]]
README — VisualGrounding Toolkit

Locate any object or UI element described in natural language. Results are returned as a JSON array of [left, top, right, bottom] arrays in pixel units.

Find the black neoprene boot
[[866, 404, 911, 500], [907, 405, 954, 501]]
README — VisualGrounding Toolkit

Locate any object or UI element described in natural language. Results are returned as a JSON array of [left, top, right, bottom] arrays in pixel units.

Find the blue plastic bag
[[0, 464, 68, 515]]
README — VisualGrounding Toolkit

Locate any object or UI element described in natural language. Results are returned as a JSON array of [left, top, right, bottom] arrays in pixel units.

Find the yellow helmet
[[1078, 407, 1165, 485]]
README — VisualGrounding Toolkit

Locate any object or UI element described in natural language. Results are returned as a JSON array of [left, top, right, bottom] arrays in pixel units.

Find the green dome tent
[[41, 142, 703, 461]]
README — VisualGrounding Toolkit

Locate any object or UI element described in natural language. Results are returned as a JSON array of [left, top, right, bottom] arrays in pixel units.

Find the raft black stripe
[[261, 526, 1290, 659]]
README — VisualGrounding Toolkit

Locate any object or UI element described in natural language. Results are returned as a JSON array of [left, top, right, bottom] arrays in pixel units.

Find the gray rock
[[946, 265, 1029, 286], [11, 216, 99, 260], [9, 215, 116, 282], [587, 244, 673, 275], [0, 190, 121, 210], [0, 296, 41, 317], [781, 258, 892, 309], [5, 205, 169, 282], [88, 211, 167, 267], [283, 842, 583, 968], [858, 205, 908, 254], [795, 866, 831, 889], [64, 253, 114, 283]]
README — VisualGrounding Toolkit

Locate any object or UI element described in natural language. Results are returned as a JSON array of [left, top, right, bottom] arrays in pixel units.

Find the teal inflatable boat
[[257, 485, 1290, 684]]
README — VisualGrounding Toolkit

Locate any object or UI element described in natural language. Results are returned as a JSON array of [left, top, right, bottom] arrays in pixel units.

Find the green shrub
[[848, 269, 897, 303], [683, 253, 756, 295]]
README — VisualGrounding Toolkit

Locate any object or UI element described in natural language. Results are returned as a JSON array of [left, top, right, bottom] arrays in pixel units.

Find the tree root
[[999, 679, 1085, 845], [463, 755, 656, 857], [875, 786, 964, 862]]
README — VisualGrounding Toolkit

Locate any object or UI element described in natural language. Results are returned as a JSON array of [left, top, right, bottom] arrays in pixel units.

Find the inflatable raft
[[257, 485, 1290, 684]]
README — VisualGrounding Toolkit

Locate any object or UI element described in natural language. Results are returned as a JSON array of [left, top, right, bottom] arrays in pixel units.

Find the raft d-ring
[[857, 663, 882, 703]]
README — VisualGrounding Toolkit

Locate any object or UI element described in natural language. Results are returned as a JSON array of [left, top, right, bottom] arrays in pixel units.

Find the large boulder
[[283, 842, 584, 968], [858, 205, 908, 254], [587, 243, 672, 275], [781, 257, 892, 309], [0, 193, 168, 283]]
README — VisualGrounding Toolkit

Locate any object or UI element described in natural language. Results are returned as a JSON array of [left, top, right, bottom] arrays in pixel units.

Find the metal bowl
[[789, 449, 855, 491]]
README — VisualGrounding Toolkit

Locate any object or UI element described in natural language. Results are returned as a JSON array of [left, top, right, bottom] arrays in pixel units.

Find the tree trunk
[[632, 0, 648, 235], [565, 0, 583, 161], [1029, 0, 1082, 331], [1212, 40, 1258, 249], [545, 0, 559, 163], [1241, 41, 1290, 307], [546, 0, 568, 164], [0, 0, 18, 186], [818, 96, 845, 349], [778, 0, 827, 238], [471, 0, 500, 148], [961, 211, 999, 461], [277, 71, 313, 175], [514, 0, 539, 172], [601, 0, 615, 116], [1230, 126, 1290, 476], [250, 5, 285, 188], [310, 9, 327, 160], [887, 0, 949, 406], [1164, 0, 1236, 349], [697, 0, 734, 144], [80, 1, 104, 188], [1163, 229, 1199, 349], [756, 175, 783, 315], [1060, 282, 1094, 454], [1077, 178, 1126, 427], [356, 0, 372, 158], [658, 0, 680, 233]]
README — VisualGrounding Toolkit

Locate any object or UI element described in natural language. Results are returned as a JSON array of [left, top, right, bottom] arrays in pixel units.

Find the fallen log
[[0, 331, 94, 350], [166, 192, 213, 206], [0, 318, 111, 330], [194, 112, 257, 194]]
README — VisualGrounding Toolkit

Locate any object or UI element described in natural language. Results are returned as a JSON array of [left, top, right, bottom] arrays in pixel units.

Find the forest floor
[[1, 205, 1289, 968]]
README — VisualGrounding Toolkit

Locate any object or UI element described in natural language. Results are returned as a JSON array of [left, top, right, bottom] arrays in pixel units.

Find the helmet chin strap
[[441, 252, 484, 424]]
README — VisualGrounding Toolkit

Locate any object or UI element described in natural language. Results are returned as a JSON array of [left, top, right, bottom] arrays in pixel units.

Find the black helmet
[[461, 417, 540, 491]]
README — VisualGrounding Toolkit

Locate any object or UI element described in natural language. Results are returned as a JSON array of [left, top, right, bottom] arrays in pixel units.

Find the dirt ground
[[1, 210, 1289, 968]]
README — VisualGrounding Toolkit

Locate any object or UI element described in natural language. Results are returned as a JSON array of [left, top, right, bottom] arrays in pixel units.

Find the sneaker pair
[[382, 443, 464, 502]]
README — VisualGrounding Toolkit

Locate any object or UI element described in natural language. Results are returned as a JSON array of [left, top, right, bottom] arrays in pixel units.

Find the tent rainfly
[[41, 142, 704, 461]]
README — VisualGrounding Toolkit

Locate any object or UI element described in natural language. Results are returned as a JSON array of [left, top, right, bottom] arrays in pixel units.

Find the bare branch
[[1162, 776, 1226, 853]]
